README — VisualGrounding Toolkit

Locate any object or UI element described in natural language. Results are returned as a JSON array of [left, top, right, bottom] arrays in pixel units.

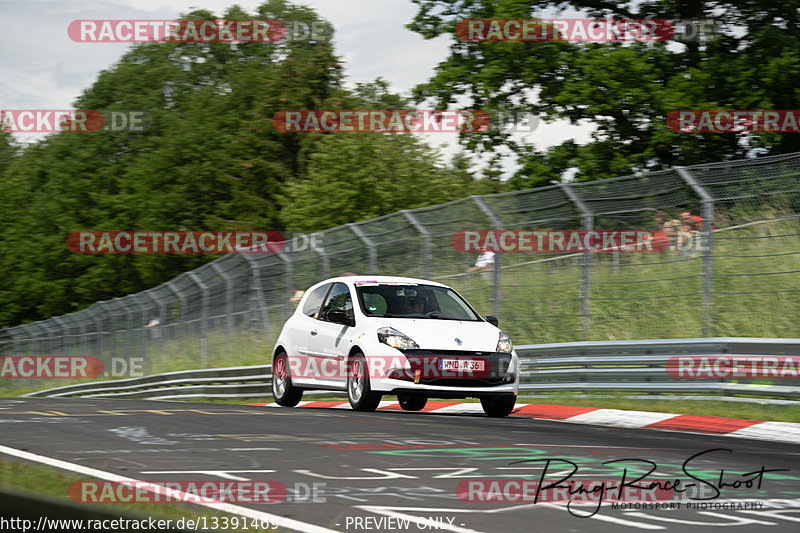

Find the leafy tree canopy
[[408, 0, 800, 187]]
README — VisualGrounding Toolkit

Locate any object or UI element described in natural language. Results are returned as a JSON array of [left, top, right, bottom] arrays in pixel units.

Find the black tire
[[347, 353, 382, 411], [398, 394, 427, 412], [480, 395, 516, 417], [272, 351, 303, 407]]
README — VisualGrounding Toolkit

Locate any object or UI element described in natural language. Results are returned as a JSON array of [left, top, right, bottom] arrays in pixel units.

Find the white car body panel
[[274, 275, 519, 398]]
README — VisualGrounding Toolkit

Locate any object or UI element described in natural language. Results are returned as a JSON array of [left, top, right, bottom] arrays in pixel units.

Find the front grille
[[399, 350, 512, 387]]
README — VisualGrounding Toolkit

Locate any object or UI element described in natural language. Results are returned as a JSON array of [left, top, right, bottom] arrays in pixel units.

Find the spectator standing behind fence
[[145, 315, 160, 338], [677, 211, 712, 256], [466, 248, 495, 274], [648, 211, 680, 251]]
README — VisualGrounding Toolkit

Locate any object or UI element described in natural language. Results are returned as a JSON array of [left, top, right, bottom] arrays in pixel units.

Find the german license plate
[[438, 359, 485, 371]]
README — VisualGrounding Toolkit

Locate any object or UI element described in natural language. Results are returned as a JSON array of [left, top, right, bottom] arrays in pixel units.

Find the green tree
[[0, 0, 344, 325], [277, 77, 500, 232], [280, 133, 468, 231], [408, 0, 800, 184], [0, 132, 16, 176]]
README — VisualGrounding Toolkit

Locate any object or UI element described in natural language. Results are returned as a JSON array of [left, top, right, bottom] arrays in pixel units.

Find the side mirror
[[485, 315, 499, 327], [327, 309, 354, 326]]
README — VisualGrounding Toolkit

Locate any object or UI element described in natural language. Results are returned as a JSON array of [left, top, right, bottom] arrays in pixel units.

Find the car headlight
[[377, 327, 420, 350], [496, 331, 513, 353]]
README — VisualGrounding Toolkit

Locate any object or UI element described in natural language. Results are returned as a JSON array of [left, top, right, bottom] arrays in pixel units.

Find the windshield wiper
[[423, 312, 458, 320]]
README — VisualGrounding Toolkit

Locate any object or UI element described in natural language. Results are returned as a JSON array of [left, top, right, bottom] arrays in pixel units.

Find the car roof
[[316, 275, 449, 289]]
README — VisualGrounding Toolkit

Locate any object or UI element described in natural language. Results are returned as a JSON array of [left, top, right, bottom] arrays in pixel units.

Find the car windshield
[[356, 283, 481, 321]]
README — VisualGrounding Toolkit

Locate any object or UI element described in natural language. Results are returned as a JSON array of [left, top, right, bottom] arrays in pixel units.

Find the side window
[[319, 283, 353, 322], [302, 284, 331, 318]]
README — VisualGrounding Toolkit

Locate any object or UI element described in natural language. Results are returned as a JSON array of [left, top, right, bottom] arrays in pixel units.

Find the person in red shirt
[[680, 211, 705, 231]]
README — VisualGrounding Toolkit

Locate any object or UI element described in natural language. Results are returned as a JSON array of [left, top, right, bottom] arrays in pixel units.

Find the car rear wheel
[[480, 395, 516, 417], [398, 394, 427, 411], [347, 353, 382, 412], [272, 351, 303, 407]]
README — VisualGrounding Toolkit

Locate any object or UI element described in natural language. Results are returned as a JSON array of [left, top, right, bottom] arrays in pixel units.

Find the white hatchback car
[[271, 276, 519, 417]]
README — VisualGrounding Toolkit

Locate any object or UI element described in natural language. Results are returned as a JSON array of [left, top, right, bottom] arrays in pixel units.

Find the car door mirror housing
[[327, 309, 353, 326], [485, 315, 499, 327]]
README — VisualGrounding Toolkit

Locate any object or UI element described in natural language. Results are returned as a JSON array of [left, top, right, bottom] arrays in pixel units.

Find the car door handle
[[310, 330, 318, 336]]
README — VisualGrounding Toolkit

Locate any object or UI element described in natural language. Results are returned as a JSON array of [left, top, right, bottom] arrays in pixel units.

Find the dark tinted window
[[319, 283, 353, 322], [357, 284, 480, 321], [302, 284, 330, 318]]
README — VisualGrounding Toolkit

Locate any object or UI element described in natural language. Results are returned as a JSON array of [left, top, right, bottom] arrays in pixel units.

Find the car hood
[[371, 318, 503, 352]]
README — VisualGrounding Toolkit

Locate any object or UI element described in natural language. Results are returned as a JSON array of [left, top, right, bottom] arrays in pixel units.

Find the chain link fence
[[2, 152, 799, 376]]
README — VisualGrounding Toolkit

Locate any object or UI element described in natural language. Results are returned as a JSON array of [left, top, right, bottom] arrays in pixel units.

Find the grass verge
[[0, 457, 290, 531]]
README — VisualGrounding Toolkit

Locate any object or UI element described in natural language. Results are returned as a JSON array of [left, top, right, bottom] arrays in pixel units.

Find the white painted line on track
[[0, 444, 340, 533]]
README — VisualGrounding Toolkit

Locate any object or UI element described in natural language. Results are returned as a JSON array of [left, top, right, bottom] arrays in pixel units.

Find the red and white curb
[[252, 400, 800, 445]]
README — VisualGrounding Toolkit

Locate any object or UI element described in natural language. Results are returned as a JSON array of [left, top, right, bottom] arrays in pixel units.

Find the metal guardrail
[[23, 365, 273, 400], [24, 338, 800, 401]]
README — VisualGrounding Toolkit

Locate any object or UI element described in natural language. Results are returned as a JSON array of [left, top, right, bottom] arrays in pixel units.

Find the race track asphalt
[[0, 397, 798, 532]]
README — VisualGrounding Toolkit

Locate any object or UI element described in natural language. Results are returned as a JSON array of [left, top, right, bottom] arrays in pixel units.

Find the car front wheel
[[272, 351, 303, 407], [347, 353, 382, 411], [480, 395, 516, 417]]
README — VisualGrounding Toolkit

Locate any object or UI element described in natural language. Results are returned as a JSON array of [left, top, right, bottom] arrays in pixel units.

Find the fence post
[[10, 326, 21, 355], [95, 301, 115, 362], [51, 317, 70, 355], [88, 306, 104, 359], [166, 281, 186, 339], [310, 232, 329, 280], [675, 166, 715, 337], [241, 254, 271, 341], [130, 294, 149, 361], [74, 314, 88, 359], [402, 210, 431, 279], [36, 322, 54, 355], [122, 298, 136, 360], [276, 251, 294, 321], [470, 196, 502, 319], [559, 183, 594, 340], [187, 272, 209, 367], [144, 291, 164, 355], [211, 263, 234, 353], [347, 222, 376, 275]]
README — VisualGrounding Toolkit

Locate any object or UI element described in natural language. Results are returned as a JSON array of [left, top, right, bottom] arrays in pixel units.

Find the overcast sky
[[1, 0, 593, 177]]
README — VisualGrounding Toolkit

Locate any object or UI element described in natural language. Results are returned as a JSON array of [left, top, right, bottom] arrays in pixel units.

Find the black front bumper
[[396, 349, 514, 387]]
